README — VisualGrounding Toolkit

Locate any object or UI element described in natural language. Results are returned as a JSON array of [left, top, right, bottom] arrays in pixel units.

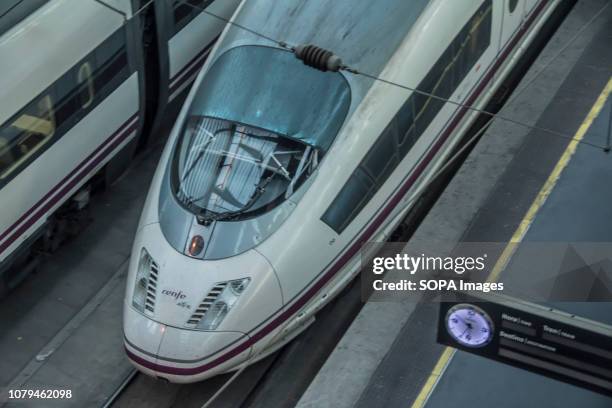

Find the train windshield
[[170, 45, 351, 221], [184, 45, 351, 152], [173, 117, 317, 221]]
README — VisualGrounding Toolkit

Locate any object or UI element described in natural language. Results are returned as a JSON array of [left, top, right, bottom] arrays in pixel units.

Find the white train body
[[165, 1, 241, 100], [123, 0, 563, 382], [0, 0, 239, 291]]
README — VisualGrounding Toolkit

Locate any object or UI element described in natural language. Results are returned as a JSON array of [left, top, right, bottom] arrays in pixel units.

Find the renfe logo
[[161, 289, 186, 300]]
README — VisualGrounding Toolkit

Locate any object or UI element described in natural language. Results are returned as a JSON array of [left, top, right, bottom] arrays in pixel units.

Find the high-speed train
[[0, 0, 240, 294], [124, 0, 567, 382]]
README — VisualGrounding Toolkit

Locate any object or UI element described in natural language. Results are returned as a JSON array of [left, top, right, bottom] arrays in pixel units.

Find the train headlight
[[197, 278, 250, 330], [132, 248, 154, 313]]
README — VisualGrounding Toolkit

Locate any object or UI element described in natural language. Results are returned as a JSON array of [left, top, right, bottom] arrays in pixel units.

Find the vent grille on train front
[[144, 260, 159, 316], [185, 282, 228, 328]]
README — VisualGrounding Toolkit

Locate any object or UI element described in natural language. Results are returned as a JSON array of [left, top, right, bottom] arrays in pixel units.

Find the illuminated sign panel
[[437, 293, 612, 396]]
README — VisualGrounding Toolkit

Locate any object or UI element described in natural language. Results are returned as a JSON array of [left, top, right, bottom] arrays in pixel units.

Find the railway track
[[101, 369, 138, 408]]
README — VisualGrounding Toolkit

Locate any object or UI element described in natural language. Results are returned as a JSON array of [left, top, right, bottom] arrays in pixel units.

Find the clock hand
[[456, 315, 473, 330]]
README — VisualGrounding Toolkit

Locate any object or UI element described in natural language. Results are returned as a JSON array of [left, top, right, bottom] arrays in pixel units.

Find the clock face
[[445, 304, 494, 348]]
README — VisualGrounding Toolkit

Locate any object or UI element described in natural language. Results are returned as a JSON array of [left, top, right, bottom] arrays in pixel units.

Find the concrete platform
[[297, 1, 612, 407]]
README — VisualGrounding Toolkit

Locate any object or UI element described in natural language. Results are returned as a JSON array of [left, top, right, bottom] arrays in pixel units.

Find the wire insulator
[[294, 44, 343, 72]]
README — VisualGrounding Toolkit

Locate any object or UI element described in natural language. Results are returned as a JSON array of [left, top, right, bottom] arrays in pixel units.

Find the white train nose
[[123, 301, 251, 382]]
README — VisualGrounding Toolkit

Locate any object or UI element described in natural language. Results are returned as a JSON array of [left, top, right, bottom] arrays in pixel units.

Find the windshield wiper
[[198, 173, 276, 225], [180, 125, 235, 207]]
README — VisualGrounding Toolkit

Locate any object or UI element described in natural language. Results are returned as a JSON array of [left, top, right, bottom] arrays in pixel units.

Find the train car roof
[[0, 0, 48, 37], [214, 0, 431, 111]]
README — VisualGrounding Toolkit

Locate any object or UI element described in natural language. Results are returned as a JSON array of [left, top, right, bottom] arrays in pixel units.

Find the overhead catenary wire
[[91, 0, 292, 49], [177, 0, 610, 151], [91, 0, 610, 150], [92, 0, 155, 21], [349, 0, 612, 223], [350, 69, 608, 150], [404, 0, 612, 205], [177, 0, 294, 50], [338, 0, 611, 150]]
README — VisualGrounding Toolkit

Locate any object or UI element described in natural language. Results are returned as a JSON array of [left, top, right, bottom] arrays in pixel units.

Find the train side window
[[453, 29, 471, 82], [0, 26, 132, 187], [52, 75, 76, 131], [0, 95, 55, 179], [395, 99, 417, 156], [95, 25, 125, 65], [436, 47, 455, 100], [172, 0, 193, 33], [78, 62, 95, 109], [414, 70, 445, 136], [361, 124, 399, 186], [321, 168, 375, 233], [93, 29, 129, 100], [454, 1, 492, 85], [469, 6, 492, 57], [95, 28, 127, 76], [0, 128, 17, 177]]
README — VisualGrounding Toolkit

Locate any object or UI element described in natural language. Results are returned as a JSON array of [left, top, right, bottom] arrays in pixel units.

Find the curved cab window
[[172, 117, 317, 221], [171, 45, 351, 222]]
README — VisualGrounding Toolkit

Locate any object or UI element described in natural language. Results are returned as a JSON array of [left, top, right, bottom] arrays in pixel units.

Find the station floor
[[359, 5, 612, 408], [426, 88, 612, 408]]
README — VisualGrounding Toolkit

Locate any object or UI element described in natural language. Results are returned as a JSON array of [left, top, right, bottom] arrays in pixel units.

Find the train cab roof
[[214, 0, 431, 113]]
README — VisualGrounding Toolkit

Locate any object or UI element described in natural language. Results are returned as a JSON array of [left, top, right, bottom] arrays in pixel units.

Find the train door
[[499, 0, 525, 49], [124, 0, 163, 151], [104, 0, 149, 182]]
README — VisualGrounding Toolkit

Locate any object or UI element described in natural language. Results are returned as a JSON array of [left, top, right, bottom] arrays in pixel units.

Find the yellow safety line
[[410, 77, 612, 408]]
